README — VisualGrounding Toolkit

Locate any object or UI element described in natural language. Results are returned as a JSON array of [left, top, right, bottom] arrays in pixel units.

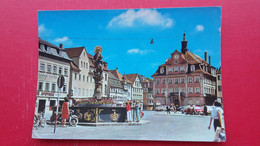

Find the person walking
[[61, 97, 69, 127], [204, 104, 208, 116], [126, 101, 132, 123], [208, 101, 225, 141], [135, 101, 140, 122]]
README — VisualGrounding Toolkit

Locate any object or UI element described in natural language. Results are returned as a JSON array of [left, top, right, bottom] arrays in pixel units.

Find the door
[[38, 100, 46, 113]]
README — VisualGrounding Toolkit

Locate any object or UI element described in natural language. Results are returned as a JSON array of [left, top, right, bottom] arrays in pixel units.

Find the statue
[[93, 46, 104, 99], [93, 46, 103, 76]]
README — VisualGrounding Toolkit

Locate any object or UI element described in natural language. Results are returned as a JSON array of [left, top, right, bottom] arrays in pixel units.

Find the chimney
[[204, 52, 207, 62], [181, 33, 188, 54], [209, 56, 211, 66], [59, 44, 63, 49]]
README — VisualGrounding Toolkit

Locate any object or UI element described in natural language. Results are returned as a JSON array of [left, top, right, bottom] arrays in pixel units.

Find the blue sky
[[38, 7, 221, 78]]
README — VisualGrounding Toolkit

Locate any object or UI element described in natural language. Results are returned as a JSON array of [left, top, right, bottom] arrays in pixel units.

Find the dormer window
[[191, 65, 195, 72]]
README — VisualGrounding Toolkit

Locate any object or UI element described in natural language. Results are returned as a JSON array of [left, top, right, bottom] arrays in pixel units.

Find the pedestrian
[[204, 104, 208, 116], [126, 101, 132, 123], [208, 101, 225, 141], [61, 97, 69, 127], [167, 106, 171, 114], [135, 101, 140, 122]]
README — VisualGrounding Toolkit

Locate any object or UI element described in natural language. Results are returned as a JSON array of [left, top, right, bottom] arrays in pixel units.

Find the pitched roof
[[39, 38, 60, 49], [70, 62, 80, 72], [110, 69, 132, 84], [107, 72, 123, 89], [184, 51, 208, 65], [125, 74, 139, 85], [64, 47, 84, 58]]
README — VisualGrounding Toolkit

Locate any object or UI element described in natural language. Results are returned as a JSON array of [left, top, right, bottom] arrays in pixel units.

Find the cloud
[[107, 9, 173, 28], [195, 25, 204, 31], [127, 48, 155, 55], [38, 24, 45, 34], [54, 36, 69, 43]]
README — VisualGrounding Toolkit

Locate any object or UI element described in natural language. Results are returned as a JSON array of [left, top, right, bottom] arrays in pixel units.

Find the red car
[[184, 106, 204, 115]]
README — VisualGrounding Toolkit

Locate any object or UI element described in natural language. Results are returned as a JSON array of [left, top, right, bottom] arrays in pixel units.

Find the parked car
[[155, 106, 167, 111], [194, 106, 204, 115], [176, 106, 187, 113]]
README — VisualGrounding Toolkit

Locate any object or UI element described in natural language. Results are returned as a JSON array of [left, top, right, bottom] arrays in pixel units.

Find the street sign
[[57, 75, 65, 88]]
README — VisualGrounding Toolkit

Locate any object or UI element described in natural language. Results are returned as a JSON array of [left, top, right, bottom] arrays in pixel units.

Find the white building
[[64, 47, 109, 99], [36, 38, 71, 119], [126, 74, 143, 108], [110, 68, 132, 104], [107, 72, 125, 106]]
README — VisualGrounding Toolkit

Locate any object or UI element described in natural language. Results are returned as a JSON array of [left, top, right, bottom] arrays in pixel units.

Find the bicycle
[[33, 112, 46, 129]]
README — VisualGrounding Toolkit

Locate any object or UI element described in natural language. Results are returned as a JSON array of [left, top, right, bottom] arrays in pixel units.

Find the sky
[[38, 7, 221, 78]]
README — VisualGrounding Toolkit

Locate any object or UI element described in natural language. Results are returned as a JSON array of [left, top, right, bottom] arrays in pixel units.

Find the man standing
[[135, 101, 140, 122]]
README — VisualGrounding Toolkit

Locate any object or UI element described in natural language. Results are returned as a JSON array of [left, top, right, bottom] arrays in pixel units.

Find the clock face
[[160, 67, 164, 73], [174, 54, 179, 59]]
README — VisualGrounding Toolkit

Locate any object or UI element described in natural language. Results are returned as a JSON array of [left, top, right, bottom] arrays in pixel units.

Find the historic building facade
[[152, 33, 217, 106], [36, 38, 71, 119], [216, 67, 222, 103], [110, 68, 132, 103], [126, 74, 144, 108], [139, 75, 154, 110], [107, 72, 125, 106], [64, 47, 109, 99]]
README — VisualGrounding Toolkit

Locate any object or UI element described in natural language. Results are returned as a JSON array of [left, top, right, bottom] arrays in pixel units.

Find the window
[[64, 68, 68, 76], [87, 77, 89, 82], [162, 89, 165, 94], [169, 88, 173, 93], [169, 78, 172, 84], [86, 89, 89, 96], [218, 85, 222, 91], [168, 67, 173, 72], [181, 88, 185, 93], [195, 87, 200, 93], [40, 62, 45, 72], [38, 82, 43, 90], [45, 83, 50, 91], [84, 62, 85, 68], [47, 64, 51, 73], [105, 85, 107, 94], [162, 79, 165, 84], [180, 66, 185, 72], [191, 65, 195, 71], [174, 88, 179, 92], [90, 77, 92, 83], [74, 87, 77, 96], [53, 65, 57, 74], [83, 75, 85, 81], [174, 78, 178, 84], [63, 84, 67, 92], [156, 79, 160, 84], [174, 67, 178, 72], [195, 76, 200, 83], [86, 63, 88, 69], [188, 77, 193, 83], [78, 88, 81, 96], [82, 89, 85, 96], [74, 73, 77, 80], [188, 87, 193, 93], [81, 61, 83, 67], [181, 78, 185, 83], [105, 74, 107, 81], [156, 89, 160, 94], [79, 74, 81, 81], [218, 75, 221, 80], [59, 67, 62, 75], [51, 83, 56, 92]]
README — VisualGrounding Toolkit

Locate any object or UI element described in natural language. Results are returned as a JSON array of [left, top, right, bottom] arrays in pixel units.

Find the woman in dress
[[61, 97, 69, 127]]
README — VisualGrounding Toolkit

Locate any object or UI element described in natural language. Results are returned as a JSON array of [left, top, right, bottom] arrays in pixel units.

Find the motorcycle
[[50, 109, 78, 126]]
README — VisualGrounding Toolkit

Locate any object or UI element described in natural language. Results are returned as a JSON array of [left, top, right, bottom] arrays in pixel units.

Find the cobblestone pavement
[[32, 111, 216, 141]]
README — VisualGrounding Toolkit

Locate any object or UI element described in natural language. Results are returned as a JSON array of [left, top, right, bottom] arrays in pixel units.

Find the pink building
[[152, 33, 217, 106]]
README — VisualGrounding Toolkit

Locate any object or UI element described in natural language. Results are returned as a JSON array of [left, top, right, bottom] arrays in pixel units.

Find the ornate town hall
[[152, 33, 217, 106]]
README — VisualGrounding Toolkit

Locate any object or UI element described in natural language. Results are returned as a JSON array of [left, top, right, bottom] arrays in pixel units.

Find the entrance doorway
[[38, 100, 46, 113]]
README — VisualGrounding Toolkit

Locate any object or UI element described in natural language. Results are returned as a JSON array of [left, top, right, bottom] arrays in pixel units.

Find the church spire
[[181, 32, 188, 54]]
